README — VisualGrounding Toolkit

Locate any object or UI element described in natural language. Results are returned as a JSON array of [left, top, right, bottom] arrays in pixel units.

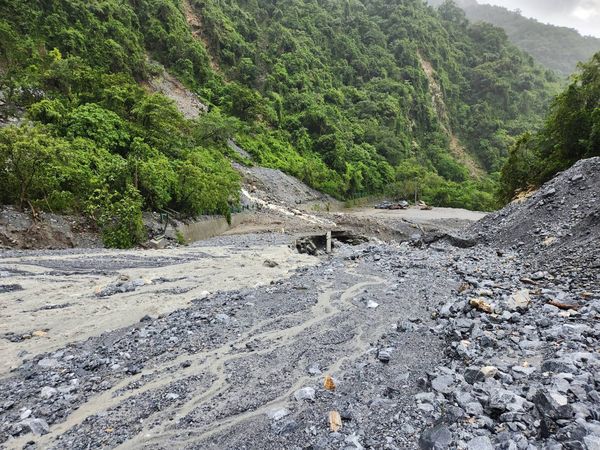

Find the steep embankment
[[418, 52, 485, 178], [472, 156, 600, 286], [0, 0, 556, 234]]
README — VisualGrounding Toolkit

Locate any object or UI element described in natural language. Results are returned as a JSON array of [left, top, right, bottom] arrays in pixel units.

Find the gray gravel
[[472, 156, 600, 288], [0, 158, 598, 449]]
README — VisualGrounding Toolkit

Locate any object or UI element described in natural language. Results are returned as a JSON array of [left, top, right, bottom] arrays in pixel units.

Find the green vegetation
[[191, 0, 555, 202], [175, 230, 187, 245], [0, 0, 558, 246], [500, 52, 600, 200], [429, 0, 600, 77]]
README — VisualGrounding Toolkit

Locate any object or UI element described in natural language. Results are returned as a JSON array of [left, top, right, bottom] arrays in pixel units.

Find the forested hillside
[[429, 0, 600, 77], [500, 52, 600, 200], [0, 0, 556, 246]]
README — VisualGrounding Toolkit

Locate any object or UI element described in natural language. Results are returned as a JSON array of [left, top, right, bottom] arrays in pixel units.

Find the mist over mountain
[[428, 0, 600, 76]]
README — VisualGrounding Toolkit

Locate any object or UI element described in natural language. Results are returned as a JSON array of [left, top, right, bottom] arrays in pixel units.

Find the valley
[[1, 158, 599, 449]]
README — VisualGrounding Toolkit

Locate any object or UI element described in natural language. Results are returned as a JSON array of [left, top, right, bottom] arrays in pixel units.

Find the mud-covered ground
[[0, 235, 317, 375], [1, 159, 599, 450], [0, 228, 583, 450], [0, 231, 475, 449]]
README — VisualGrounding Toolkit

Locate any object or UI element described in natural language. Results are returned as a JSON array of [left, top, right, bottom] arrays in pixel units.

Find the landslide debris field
[[0, 159, 599, 450]]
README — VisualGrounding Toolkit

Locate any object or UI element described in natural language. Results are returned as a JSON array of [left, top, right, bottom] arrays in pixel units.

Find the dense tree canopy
[[0, 0, 560, 246], [428, 0, 600, 77], [500, 52, 600, 200]]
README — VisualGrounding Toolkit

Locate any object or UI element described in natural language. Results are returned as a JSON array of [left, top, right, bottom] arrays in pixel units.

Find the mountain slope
[[499, 52, 600, 199], [0, 0, 556, 246], [429, 0, 600, 77]]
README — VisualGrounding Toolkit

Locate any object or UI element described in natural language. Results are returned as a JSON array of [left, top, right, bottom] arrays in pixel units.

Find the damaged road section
[[4, 228, 596, 449], [0, 235, 317, 375], [1, 238, 454, 449], [0, 158, 598, 449]]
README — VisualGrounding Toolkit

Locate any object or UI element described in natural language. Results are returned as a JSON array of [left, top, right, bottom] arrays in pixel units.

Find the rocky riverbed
[[0, 159, 598, 449]]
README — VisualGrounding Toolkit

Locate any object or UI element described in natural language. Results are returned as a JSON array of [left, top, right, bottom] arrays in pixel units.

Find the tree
[[193, 109, 241, 144], [128, 138, 177, 210], [65, 103, 130, 152], [0, 124, 62, 209]]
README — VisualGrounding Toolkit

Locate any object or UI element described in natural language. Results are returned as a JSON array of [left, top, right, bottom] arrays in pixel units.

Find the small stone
[[37, 358, 60, 369], [584, 435, 600, 450], [323, 375, 336, 391], [533, 389, 573, 419], [20, 409, 32, 420], [40, 386, 57, 399], [431, 375, 454, 394], [328, 410, 342, 432], [418, 403, 434, 412], [293, 387, 316, 402], [398, 321, 416, 332], [214, 313, 231, 324], [345, 433, 364, 449], [419, 424, 452, 449], [470, 298, 494, 314], [401, 423, 416, 434], [506, 290, 531, 312], [480, 366, 498, 379], [148, 238, 166, 249], [512, 365, 537, 378], [18, 418, 49, 436], [464, 366, 485, 384], [126, 365, 141, 375], [467, 435, 494, 450], [378, 348, 391, 363], [307, 364, 321, 375], [367, 300, 379, 309], [165, 393, 180, 400], [415, 392, 436, 404], [488, 389, 516, 413], [266, 408, 290, 421], [465, 401, 484, 416], [542, 359, 573, 374], [263, 259, 279, 268]]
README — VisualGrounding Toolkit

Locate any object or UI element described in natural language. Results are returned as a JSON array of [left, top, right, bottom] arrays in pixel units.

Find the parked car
[[374, 200, 409, 210]]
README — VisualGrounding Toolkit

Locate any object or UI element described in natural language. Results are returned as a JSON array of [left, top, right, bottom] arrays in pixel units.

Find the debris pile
[[419, 255, 600, 449], [472, 156, 600, 286], [415, 157, 600, 448]]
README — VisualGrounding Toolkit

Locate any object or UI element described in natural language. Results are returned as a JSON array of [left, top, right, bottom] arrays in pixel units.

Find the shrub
[[87, 186, 145, 248]]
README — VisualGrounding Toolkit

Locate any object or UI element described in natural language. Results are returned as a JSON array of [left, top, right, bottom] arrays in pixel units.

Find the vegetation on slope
[[500, 52, 600, 200], [0, 0, 556, 246], [429, 0, 600, 77]]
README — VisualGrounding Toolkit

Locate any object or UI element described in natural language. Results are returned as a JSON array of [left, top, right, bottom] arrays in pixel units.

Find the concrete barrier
[[176, 213, 249, 243]]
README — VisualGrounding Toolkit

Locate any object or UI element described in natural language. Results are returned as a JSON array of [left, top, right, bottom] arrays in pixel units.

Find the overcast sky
[[481, 0, 600, 37]]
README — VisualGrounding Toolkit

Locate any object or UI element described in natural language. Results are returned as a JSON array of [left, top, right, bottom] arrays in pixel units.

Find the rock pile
[[418, 258, 600, 449], [472, 156, 599, 287], [416, 157, 600, 449]]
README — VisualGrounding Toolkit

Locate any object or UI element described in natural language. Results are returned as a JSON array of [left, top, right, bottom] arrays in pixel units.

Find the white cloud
[[482, 0, 600, 37], [572, 6, 595, 20]]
